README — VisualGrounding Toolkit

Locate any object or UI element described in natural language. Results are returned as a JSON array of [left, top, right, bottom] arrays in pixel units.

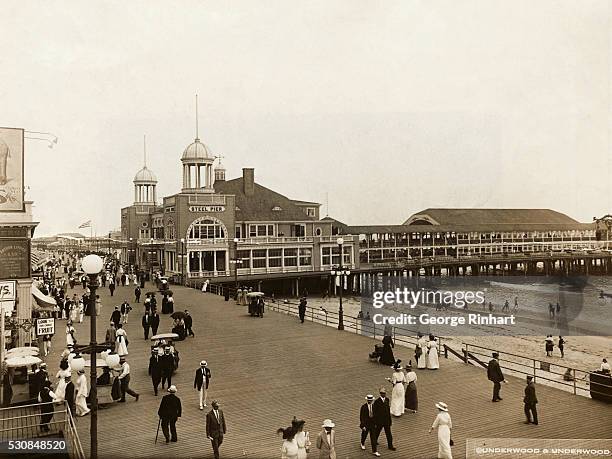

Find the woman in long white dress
[[54, 360, 71, 402], [292, 419, 310, 459], [388, 360, 406, 417], [417, 334, 428, 369], [426, 334, 440, 370], [278, 426, 299, 459], [66, 322, 76, 347], [115, 324, 129, 356], [429, 402, 452, 459]]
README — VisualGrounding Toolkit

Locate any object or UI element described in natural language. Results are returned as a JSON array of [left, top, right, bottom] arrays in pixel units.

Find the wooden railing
[[0, 401, 85, 459], [444, 342, 612, 400]]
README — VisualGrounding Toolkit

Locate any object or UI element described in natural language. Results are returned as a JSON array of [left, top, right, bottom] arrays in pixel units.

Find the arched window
[[187, 217, 227, 240]]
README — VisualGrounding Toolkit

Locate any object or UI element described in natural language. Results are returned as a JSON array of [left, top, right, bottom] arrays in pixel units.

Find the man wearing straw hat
[[194, 360, 211, 410], [316, 419, 337, 459], [360, 394, 378, 455], [158, 385, 182, 443]]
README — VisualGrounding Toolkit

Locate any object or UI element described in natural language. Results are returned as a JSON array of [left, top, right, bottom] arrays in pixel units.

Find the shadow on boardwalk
[[46, 284, 612, 458]]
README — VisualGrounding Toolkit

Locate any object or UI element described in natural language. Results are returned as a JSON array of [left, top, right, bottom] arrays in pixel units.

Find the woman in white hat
[[387, 360, 406, 417], [429, 402, 452, 459]]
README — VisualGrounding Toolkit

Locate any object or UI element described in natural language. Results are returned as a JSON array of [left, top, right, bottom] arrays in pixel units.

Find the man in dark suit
[[487, 352, 506, 402], [206, 400, 227, 459], [110, 307, 121, 327], [157, 385, 181, 443], [64, 375, 76, 416], [184, 310, 194, 337], [151, 311, 160, 336], [142, 311, 152, 339], [372, 387, 396, 452], [159, 346, 174, 389], [149, 349, 163, 395], [523, 376, 538, 425], [360, 394, 378, 455], [194, 360, 211, 410]]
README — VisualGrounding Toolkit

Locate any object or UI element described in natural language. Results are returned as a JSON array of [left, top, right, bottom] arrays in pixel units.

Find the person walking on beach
[[502, 300, 509, 313], [206, 400, 227, 459], [360, 394, 377, 455], [545, 335, 554, 357], [316, 419, 337, 459], [373, 387, 396, 452], [429, 402, 452, 459], [194, 360, 211, 410], [558, 336, 565, 358], [523, 376, 538, 425], [158, 385, 181, 443], [487, 352, 506, 402]]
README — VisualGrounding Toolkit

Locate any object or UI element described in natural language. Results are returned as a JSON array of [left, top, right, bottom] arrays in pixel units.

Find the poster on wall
[[0, 127, 24, 212]]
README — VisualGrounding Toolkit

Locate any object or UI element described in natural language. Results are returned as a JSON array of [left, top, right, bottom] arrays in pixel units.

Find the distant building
[[120, 133, 357, 293], [350, 208, 605, 264]]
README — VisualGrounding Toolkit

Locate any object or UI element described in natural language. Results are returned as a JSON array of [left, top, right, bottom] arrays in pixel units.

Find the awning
[[31, 284, 56, 311]]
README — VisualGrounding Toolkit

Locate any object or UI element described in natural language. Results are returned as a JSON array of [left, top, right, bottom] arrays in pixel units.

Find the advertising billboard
[[0, 127, 24, 212]]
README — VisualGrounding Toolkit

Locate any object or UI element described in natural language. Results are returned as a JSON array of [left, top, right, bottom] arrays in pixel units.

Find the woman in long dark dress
[[380, 335, 395, 366], [404, 361, 418, 413]]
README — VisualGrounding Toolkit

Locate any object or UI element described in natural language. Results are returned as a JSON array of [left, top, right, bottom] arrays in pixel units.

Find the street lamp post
[[331, 237, 350, 331], [81, 254, 104, 459]]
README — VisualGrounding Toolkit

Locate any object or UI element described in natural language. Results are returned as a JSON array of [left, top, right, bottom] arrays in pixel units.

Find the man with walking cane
[[157, 385, 181, 443]]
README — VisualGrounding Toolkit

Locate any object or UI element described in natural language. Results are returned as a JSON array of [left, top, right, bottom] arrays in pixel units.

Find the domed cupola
[[181, 95, 215, 193], [134, 135, 157, 205]]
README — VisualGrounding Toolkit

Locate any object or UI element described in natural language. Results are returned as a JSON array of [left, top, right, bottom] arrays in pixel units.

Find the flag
[[78, 220, 91, 229]]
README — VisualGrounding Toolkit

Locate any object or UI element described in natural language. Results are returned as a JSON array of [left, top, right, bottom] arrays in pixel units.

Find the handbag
[[111, 377, 121, 401]]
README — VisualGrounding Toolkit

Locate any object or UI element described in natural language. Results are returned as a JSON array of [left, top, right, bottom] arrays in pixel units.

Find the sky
[[1, 0, 610, 236]]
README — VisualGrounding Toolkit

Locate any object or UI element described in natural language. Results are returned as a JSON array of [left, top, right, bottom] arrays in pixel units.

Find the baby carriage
[[369, 344, 384, 361]]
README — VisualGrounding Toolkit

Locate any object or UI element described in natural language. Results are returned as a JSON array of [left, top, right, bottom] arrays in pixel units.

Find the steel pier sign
[[189, 205, 225, 213]]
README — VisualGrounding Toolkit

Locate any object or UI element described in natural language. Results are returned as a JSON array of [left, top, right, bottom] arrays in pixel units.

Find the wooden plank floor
[[44, 283, 612, 459]]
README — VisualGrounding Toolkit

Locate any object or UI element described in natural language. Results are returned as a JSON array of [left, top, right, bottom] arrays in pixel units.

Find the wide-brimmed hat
[[435, 402, 448, 411], [322, 419, 335, 428], [200, 360, 207, 366], [492, 352, 499, 358], [292, 417, 306, 428], [168, 385, 177, 393], [365, 394, 374, 401], [392, 359, 403, 371]]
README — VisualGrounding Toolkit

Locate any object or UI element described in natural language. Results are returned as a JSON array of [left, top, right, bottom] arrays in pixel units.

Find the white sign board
[[36, 318, 55, 336], [0, 280, 16, 301]]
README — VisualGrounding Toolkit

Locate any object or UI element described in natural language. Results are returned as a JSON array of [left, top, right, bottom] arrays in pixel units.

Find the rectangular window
[[237, 250, 251, 269], [268, 248, 282, 267], [299, 248, 312, 266], [235, 225, 242, 239], [306, 207, 316, 217], [294, 224, 306, 237], [252, 249, 266, 267], [283, 248, 298, 266]]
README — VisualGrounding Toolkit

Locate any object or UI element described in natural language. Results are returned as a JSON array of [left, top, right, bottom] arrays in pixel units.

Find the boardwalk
[[45, 283, 612, 459]]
